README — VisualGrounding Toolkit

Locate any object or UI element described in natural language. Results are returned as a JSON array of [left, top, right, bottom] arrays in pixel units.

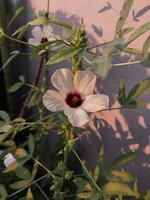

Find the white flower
[[43, 68, 109, 127], [28, 25, 54, 47], [4, 153, 16, 168]]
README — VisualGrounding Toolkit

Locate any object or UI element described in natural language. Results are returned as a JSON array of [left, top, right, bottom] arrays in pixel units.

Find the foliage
[[0, 0, 150, 200]]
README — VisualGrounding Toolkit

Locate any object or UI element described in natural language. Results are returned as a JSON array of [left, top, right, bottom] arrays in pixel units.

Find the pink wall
[[28, 0, 150, 191]]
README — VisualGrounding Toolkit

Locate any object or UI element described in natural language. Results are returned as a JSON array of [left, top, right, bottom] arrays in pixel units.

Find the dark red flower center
[[40, 37, 48, 43], [66, 93, 83, 108]]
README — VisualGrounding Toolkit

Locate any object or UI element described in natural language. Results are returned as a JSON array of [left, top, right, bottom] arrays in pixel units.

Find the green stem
[[112, 60, 141, 67]]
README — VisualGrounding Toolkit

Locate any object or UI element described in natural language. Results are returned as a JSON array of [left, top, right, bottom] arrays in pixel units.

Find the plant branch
[[19, 54, 45, 118], [112, 60, 141, 67]]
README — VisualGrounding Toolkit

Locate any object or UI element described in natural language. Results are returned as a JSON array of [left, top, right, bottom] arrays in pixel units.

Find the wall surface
[[26, 0, 150, 192]]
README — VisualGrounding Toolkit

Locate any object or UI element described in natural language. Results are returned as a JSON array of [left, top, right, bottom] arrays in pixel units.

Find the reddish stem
[[19, 54, 45, 118]]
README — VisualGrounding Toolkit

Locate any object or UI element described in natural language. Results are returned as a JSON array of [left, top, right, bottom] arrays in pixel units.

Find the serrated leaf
[[15, 166, 32, 180], [46, 46, 84, 65], [118, 78, 126, 105], [26, 188, 33, 200], [7, 6, 25, 29], [28, 134, 35, 156], [106, 170, 135, 183], [127, 78, 150, 100], [0, 50, 20, 72], [0, 185, 7, 200], [116, 0, 134, 33], [0, 111, 10, 124], [102, 182, 135, 196], [109, 151, 141, 170], [7, 82, 24, 94], [126, 22, 150, 46], [9, 180, 31, 190], [142, 35, 150, 59]]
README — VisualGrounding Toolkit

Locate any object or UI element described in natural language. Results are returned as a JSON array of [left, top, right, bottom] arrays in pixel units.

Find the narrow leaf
[[15, 166, 32, 180], [0, 50, 20, 71], [118, 78, 126, 105], [109, 151, 141, 170], [0, 111, 10, 123], [116, 0, 134, 33], [142, 35, 150, 59], [26, 188, 33, 200], [102, 182, 135, 196], [7, 82, 24, 94], [9, 180, 31, 190], [7, 7, 25, 29], [126, 22, 150, 46], [0, 185, 7, 199], [46, 46, 84, 65], [127, 78, 150, 100], [28, 134, 35, 156]]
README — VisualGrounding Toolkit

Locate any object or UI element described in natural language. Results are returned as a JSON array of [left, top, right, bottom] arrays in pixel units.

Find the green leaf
[[116, 0, 134, 33], [118, 78, 126, 105], [143, 189, 150, 200], [46, 46, 84, 65], [109, 151, 141, 170], [12, 25, 29, 40], [77, 191, 93, 199], [7, 82, 24, 94], [0, 111, 10, 124], [27, 16, 47, 26], [93, 38, 123, 78], [9, 180, 31, 190], [141, 59, 150, 67], [0, 50, 20, 72], [106, 170, 135, 183], [127, 78, 150, 100], [123, 47, 142, 56], [125, 100, 145, 108], [102, 182, 135, 196], [74, 178, 87, 193], [125, 22, 150, 46], [133, 180, 140, 199], [7, 7, 25, 29], [47, 18, 72, 29], [28, 134, 35, 156], [0, 125, 13, 142], [26, 188, 33, 200], [15, 166, 32, 180], [0, 185, 7, 200], [142, 35, 150, 59], [19, 75, 25, 83], [30, 40, 62, 58]]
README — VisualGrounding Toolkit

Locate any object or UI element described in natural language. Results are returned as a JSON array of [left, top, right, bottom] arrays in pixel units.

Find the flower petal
[[51, 68, 73, 94], [43, 90, 65, 112], [43, 25, 53, 38], [82, 94, 109, 112], [28, 38, 40, 46], [32, 26, 43, 40], [64, 107, 90, 127], [74, 70, 96, 95]]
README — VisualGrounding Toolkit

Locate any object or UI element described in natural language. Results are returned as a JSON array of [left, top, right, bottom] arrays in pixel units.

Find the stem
[[19, 55, 45, 118], [8, 174, 50, 198], [87, 41, 111, 50], [46, 0, 50, 18], [112, 60, 141, 67], [34, 183, 49, 200]]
